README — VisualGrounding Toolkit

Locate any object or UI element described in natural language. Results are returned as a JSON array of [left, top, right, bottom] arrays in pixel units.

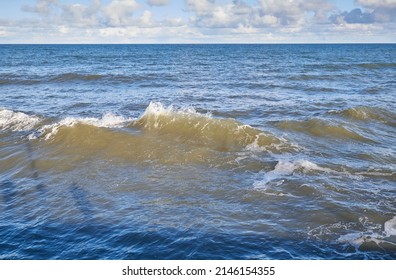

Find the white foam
[[30, 113, 130, 140], [0, 109, 41, 131], [298, 159, 336, 173], [138, 102, 211, 129], [337, 232, 387, 249], [142, 102, 202, 118], [245, 134, 299, 154], [253, 158, 364, 192], [253, 160, 304, 195], [254, 160, 300, 190], [253, 159, 332, 190], [337, 232, 368, 249], [245, 134, 266, 152], [315, 217, 396, 249], [384, 216, 396, 237]]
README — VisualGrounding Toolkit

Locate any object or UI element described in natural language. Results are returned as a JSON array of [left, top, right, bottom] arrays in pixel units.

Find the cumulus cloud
[[103, 0, 140, 26], [61, 1, 101, 27], [329, 0, 396, 25], [139, 10, 154, 27], [22, 0, 60, 15], [187, 1, 253, 28], [185, 0, 214, 16], [258, 0, 333, 25], [185, 0, 334, 30]]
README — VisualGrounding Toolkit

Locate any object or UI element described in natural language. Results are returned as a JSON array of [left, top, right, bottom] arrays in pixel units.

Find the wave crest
[[132, 102, 286, 152], [278, 118, 372, 142], [0, 109, 41, 131], [329, 106, 396, 126], [30, 113, 130, 140]]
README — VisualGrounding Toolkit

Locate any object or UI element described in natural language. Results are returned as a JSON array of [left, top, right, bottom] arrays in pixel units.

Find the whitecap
[[384, 216, 396, 237], [0, 109, 41, 131], [30, 113, 130, 140], [253, 158, 365, 191], [311, 216, 396, 250], [253, 159, 332, 189]]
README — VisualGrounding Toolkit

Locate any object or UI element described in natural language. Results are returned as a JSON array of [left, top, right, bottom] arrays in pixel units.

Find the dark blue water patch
[[3, 177, 393, 260], [1, 222, 395, 260], [1, 180, 19, 212], [0, 73, 181, 86]]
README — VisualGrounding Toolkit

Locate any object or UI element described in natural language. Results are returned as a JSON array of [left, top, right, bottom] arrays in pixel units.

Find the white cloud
[[103, 0, 140, 26], [164, 17, 185, 27], [185, 0, 334, 30], [61, 3, 100, 27], [185, 0, 214, 16], [0, 27, 10, 37], [258, 0, 333, 25], [58, 25, 70, 34], [331, 22, 383, 31], [22, 0, 60, 15], [140, 10, 154, 27], [261, 15, 278, 26], [233, 24, 258, 34], [186, 1, 252, 28], [96, 24, 203, 43]]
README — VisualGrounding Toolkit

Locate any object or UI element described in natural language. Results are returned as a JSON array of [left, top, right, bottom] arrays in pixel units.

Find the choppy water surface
[[0, 44, 395, 259]]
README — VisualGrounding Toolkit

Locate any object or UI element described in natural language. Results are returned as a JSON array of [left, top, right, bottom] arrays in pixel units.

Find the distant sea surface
[[0, 44, 395, 259]]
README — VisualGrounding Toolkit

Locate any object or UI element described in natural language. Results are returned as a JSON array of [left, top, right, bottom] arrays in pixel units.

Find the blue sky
[[0, 0, 395, 43]]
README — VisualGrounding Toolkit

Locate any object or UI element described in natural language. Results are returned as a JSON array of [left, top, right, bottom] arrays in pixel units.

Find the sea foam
[[336, 217, 396, 250], [30, 113, 130, 140], [384, 216, 396, 237], [253, 159, 363, 191], [0, 109, 41, 131]]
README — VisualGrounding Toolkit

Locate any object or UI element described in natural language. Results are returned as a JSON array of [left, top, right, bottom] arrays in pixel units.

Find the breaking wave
[[131, 102, 288, 152], [0, 103, 294, 166], [0, 109, 41, 131], [27, 102, 288, 153], [30, 113, 130, 140]]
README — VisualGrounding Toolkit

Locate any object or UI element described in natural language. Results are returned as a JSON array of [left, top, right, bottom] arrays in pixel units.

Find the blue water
[[1, 44, 395, 259]]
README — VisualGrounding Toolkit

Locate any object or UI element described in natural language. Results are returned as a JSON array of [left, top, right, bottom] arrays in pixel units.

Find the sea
[[0, 44, 395, 259]]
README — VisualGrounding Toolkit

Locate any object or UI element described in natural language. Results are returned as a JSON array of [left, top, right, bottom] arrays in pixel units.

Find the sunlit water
[[1, 44, 395, 259]]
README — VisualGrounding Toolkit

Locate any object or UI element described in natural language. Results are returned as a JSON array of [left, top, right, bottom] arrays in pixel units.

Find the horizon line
[[1, 42, 395, 45]]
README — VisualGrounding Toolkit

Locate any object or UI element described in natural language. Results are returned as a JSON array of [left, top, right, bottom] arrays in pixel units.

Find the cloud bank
[[0, 0, 395, 43]]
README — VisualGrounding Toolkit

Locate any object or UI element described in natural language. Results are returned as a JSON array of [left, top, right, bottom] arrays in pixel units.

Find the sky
[[0, 0, 395, 43]]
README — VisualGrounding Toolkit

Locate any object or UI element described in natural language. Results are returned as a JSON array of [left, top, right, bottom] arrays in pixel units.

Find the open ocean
[[0, 44, 395, 259]]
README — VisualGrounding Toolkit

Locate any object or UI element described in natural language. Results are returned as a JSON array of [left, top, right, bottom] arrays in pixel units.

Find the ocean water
[[0, 44, 395, 259]]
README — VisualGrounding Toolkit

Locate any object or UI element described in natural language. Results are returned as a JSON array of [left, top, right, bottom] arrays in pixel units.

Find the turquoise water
[[0, 44, 395, 259]]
